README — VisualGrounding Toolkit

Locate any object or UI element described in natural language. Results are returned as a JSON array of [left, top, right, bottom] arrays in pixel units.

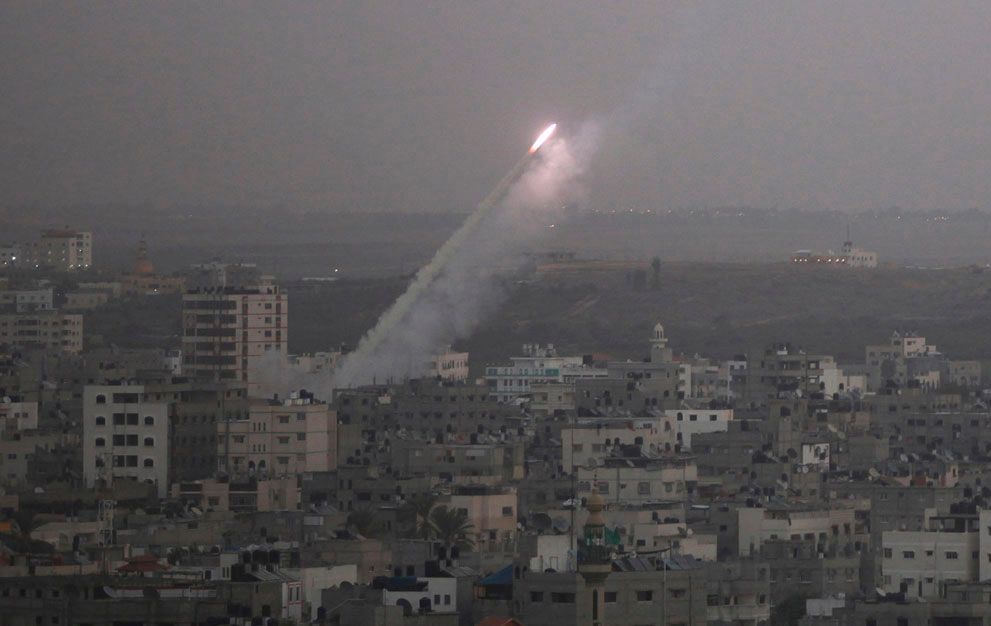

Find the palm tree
[[405, 492, 438, 540], [429, 505, 475, 551], [346, 508, 384, 538]]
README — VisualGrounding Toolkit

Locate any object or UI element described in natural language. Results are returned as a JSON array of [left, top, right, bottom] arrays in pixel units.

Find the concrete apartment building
[[171, 476, 300, 512], [514, 555, 708, 626], [82, 384, 170, 497], [0, 398, 38, 431], [427, 347, 470, 381], [485, 343, 604, 403], [0, 244, 21, 267], [879, 509, 991, 600], [0, 287, 54, 313], [182, 275, 287, 395], [445, 485, 518, 553], [705, 560, 771, 626], [0, 311, 83, 353], [22, 228, 92, 271], [217, 392, 337, 478], [576, 457, 698, 505]]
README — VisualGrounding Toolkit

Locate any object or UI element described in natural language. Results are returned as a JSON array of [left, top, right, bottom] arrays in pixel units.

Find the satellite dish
[[530, 513, 552, 532], [585, 458, 599, 470]]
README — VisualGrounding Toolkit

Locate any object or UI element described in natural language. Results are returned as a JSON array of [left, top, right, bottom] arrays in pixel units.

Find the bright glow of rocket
[[529, 123, 557, 153]]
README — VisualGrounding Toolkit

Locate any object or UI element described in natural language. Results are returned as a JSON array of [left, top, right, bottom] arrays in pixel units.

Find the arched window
[[95, 437, 105, 447], [143, 458, 154, 468], [95, 394, 106, 405], [95, 458, 104, 468], [144, 416, 155, 426], [95, 416, 106, 426], [144, 437, 154, 447]]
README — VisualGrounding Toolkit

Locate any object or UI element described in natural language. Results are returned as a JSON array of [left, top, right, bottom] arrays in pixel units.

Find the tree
[[429, 505, 475, 551], [346, 508, 384, 538], [403, 492, 438, 540], [770, 593, 809, 626]]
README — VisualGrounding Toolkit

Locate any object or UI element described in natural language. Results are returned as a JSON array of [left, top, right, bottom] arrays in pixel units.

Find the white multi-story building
[[217, 392, 336, 478], [881, 510, 988, 599], [182, 275, 287, 395], [25, 229, 92, 271], [663, 408, 733, 450], [486, 344, 605, 403], [83, 385, 170, 496]]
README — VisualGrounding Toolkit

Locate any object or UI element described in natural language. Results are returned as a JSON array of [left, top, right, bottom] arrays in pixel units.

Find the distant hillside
[[286, 262, 991, 375]]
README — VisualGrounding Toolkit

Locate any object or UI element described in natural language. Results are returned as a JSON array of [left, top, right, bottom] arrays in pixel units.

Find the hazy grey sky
[[3, 1, 991, 213]]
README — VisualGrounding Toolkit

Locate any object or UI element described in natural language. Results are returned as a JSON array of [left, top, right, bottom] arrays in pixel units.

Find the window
[[113, 414, 125, 425], [670, 588, 686, 598], [144, 416, 154, 426], [95, 437, 105, 447], [296, 432, 306, 441], [902, 551, 915, 559], [95, 394, 106, 404], [113, 434, 125, 446], [604, 591, 617, 603], [883, 548, 893, 558], [95, 416, 106, 426], [638, 482, 651, 495], [502, 506, 514, 517], [126, 413, 138, 425], [636, 590, 653, 602], [126, 434, 138, 446], [144, 437, 154, 447], [550, 592, 575, 603], [143, 458, 154, 467], [946, 551, 959, 560], [530, 592, 543, 602], [279, 415, 290, 424]]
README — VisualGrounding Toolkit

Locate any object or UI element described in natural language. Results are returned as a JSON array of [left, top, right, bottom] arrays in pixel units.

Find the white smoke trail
[[323, 122, 602, 392]]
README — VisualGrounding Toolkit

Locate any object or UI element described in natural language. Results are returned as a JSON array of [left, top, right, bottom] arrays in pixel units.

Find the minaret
[[578, 488, 612, 626], [650, 322, 672, 363]]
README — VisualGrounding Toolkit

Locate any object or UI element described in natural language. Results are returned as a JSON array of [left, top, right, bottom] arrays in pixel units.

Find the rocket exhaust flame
[[529, 123, 557, 153]]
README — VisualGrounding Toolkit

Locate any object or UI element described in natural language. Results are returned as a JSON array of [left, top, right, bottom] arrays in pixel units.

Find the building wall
[[24, 230, 92, 271], [217, 396, 336, 477], [182, 277, 287, 395], [0, 400, 39, 431], [82, 385, 170, 497], [0, 312, 83, 353]]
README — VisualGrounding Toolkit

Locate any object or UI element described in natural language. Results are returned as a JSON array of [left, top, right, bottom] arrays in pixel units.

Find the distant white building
[[486, 343, 606, 403], [426, 346, 469, 381], [82, 384, 170, 497]]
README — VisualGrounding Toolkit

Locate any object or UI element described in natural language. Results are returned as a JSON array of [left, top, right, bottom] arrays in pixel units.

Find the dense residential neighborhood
[[1, 231, 990, 626]]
